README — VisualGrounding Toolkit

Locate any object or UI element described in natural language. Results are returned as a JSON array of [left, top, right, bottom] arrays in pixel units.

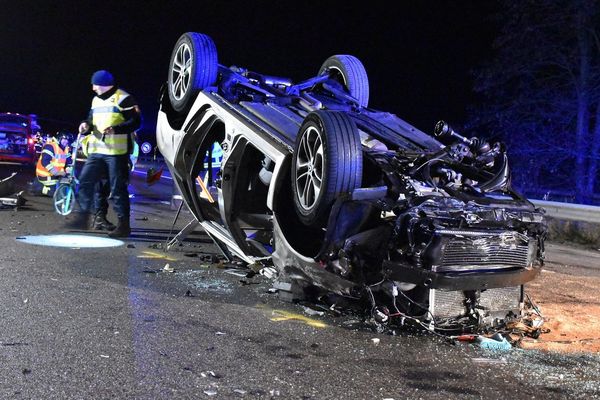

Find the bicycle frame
[[53, 132, 83, 215]]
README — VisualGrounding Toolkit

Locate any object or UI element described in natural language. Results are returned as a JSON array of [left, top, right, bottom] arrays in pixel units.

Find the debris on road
[[0, 191, 27, 209], [258, 266, 277, 279], [0, 174, 28, 209], [163, 263, 175, 273], [0, 173, 17, 197], [475, 334, 512, 351], [146, 166, 163, 186], [301, 305, 324, 317], [224, 269, 249, 278]]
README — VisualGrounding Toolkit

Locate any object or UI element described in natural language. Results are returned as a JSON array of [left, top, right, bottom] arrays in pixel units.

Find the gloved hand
[[79, 122, 90, 134]]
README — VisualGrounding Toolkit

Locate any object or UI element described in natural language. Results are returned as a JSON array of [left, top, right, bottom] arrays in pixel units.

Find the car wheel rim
[[295, 126, 324, 211], [328, 66, 347, 87], [171, 43, 193, 101]]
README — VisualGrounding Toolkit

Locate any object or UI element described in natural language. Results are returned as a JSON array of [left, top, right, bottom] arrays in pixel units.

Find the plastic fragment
[[302, 306, 324, 317], [163, 263, 175, 273], [203, 389, 217, 396], [259, 266, 277, 279], [224, 269, 248, 277], [476, 333, 512, 351]]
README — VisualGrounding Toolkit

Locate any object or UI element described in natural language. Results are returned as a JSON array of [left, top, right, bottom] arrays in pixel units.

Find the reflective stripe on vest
[[88, 88, 130, 155], [36, 141, 69, 183]]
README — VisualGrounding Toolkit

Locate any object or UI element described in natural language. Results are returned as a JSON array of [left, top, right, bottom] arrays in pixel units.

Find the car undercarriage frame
[[157, 32, 548, 336]]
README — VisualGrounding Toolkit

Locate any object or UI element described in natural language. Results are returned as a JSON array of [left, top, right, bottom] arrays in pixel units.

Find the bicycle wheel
[[54, 183, 76, 215]]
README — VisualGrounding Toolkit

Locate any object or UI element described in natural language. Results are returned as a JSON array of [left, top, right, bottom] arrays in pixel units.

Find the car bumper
[[382, 260, 541, 291]]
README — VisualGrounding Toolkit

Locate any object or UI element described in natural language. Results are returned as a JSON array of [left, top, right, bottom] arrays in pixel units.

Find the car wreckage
[[156, 32, 547, 336]]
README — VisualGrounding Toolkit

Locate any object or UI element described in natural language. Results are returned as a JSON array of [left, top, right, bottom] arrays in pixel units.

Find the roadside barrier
[[531, 199, 600, 224]]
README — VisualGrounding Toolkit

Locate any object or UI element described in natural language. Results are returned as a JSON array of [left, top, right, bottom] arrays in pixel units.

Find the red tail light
[[28, 138, 34, 144]]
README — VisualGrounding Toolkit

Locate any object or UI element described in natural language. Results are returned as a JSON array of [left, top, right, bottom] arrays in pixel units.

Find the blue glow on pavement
[[16, 234, 124, 248]]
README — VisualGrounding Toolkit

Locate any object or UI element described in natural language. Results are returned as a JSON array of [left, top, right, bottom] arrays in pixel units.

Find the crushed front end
[[382, 197, 545, 333], [315, 122, 547, 335]]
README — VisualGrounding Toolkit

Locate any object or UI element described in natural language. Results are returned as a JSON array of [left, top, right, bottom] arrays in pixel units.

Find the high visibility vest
[[35, 141, 70, 186], [87, 88, 131, 156]]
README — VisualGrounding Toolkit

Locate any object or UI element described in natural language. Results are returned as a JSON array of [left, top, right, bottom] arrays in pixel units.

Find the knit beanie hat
[[91, 70, 115, 86]]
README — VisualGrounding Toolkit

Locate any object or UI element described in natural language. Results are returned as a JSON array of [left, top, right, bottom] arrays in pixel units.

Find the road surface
[[1, 162, 599, 399]]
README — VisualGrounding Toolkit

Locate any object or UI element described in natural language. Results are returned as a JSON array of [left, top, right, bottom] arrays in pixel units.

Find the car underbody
[[157, 32, 547, 338]]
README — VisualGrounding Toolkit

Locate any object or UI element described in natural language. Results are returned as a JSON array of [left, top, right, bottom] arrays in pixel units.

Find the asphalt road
[[1, 162, 599, 399]]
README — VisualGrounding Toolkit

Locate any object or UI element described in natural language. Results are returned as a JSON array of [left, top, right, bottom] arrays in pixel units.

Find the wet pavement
[[1, 162, 599, 399]]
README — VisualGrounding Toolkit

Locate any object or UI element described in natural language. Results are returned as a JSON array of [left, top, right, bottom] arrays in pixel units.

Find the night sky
[[1, 1, 499, 138]]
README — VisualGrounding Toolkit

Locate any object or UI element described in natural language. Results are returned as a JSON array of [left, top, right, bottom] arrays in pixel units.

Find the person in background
[[32, 132, 72, 196], [65, 70, 141, 237]]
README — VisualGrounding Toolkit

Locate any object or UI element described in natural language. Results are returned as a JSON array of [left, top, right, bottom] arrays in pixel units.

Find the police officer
[[66, 70, 141, 237], [34, 132, 72, 196]]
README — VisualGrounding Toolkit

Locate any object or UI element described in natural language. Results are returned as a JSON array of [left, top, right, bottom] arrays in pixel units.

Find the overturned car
[[157, 32, 547, 334]]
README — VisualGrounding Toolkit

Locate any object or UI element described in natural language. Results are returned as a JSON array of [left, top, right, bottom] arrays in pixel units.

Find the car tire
[[292, 111, 363, 227], [168, 32, 218, 113], [319, 55, 369, 107]]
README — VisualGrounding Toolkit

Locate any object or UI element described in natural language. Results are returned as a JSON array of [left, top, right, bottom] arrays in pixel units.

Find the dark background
[[0, 0, 499, 139]]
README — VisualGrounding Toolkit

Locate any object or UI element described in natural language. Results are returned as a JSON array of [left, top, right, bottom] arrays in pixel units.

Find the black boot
[[93, 214, 116, 231], [108, 217, 131, 238], [64, 212, 92, 230]]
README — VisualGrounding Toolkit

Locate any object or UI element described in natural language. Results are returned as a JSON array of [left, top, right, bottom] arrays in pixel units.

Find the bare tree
[[470, 0, 600, 203]]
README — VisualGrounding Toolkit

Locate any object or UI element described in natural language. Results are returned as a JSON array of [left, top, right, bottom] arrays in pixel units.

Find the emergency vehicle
[[0, 113, 42, 164]]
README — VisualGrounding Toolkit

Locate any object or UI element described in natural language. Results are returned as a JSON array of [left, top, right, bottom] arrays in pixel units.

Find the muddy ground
[[521, 242, 600, 354]]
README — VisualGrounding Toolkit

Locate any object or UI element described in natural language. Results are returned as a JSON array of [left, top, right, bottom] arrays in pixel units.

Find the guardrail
[[531, 199, 600, 224]]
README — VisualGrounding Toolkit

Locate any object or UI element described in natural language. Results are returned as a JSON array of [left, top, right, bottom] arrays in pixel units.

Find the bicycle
[[53, 132, 83, 215]]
